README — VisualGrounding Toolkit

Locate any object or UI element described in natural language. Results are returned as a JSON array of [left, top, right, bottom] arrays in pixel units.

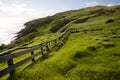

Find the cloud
[[106, 3, 114, 6], [0, 3, 55, 19], [85, 2, 99, 7], [0, 2, 56, 44], [0, 1, 3, 5]]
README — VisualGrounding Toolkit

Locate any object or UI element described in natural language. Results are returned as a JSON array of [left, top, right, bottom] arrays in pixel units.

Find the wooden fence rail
[[0, 28, 80, 79]]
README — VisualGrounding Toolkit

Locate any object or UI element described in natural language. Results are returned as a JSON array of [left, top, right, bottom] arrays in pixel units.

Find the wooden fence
[[0, 28, 78, 79]]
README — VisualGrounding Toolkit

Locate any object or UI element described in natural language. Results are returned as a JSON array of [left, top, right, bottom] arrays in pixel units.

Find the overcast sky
[[0, 0, 120, 44]]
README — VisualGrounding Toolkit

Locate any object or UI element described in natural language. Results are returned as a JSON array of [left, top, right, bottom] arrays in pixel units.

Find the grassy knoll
[[0, 5, 120, 80], [0, 33, 59, 80], [12, 14, 120, 80]]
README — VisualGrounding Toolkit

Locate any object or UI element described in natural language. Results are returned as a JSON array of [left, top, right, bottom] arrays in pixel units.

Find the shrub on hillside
[[106, 18, 115, 23], [0, 44, 6, 51], [73, 50, 90, 59], [17, 16, 54, 38], [50, 18, 72, 32], [9, 32, 39, 47], [102, 43, 117, 48], [73, 16, 88, 23]]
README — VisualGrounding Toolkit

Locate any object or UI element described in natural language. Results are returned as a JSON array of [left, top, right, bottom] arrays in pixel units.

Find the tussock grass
[[12, 27, 120, 80], [1, 5, 120, 80]]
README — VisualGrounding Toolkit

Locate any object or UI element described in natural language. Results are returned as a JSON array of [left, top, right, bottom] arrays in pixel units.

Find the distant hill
[[1, 5, 120, 80], [10, 5, 120, 80], [6, 5, 120, 48]]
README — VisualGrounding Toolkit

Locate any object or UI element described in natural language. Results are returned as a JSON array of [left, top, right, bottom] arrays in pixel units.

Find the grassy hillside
[[1, 5, 120, 80], [6, 5, 120, 49], [12, 19, 120, 80]]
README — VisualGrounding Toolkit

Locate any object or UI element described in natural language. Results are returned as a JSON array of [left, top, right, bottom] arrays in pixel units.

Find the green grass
[[0, 33, 60, 80], [27, 33, 60, 46], [11, 22, 120, 80], [1, 5, 120, 80]]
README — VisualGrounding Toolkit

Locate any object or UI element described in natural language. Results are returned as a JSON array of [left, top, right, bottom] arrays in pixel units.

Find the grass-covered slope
[[6, 5, 120, 49], [11, 5, 120, 80]]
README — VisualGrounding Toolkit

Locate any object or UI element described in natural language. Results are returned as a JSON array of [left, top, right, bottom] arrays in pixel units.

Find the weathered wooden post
[[46, 42, 49, 52], [31, 51, 35, 62], [40, 44, 44, 55], [7, 52, 15, 78]]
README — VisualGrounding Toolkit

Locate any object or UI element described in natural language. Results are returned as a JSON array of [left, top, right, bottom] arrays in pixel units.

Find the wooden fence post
[[46, 42, 49, 52], [40, 44, 44, 55], [7, 52, 15, 78], [31, 51, 35, 62]]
